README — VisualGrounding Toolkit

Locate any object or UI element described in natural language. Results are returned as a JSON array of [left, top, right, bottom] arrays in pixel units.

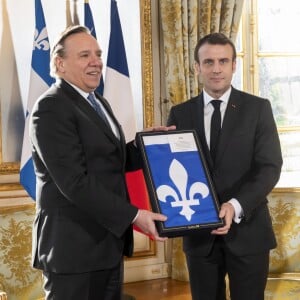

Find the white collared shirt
[[203, 87, 231, 149], [202, 87, 243, 224]]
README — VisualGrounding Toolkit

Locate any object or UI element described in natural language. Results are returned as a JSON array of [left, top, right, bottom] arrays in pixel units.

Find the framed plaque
[[136, 130, 223, 237]]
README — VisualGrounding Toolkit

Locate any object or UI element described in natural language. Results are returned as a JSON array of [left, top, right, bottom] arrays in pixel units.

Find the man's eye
[[220, 59, 229, 64]]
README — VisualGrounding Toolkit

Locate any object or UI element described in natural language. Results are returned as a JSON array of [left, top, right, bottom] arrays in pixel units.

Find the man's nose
[[90, 55, 102, 66], [213, 63, 221, 73]]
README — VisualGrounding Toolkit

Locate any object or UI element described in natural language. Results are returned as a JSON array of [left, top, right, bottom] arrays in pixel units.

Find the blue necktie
[[87, 93, 109, 126], [210, 100, 222, 162]]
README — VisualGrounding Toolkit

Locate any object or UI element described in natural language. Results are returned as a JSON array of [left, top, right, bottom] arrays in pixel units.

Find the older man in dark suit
[[29, 25, 171, 300], [167, 33, 282, 300]]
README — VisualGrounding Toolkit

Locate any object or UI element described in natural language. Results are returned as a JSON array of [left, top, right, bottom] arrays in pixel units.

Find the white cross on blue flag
[[20, 0, 54, 200]]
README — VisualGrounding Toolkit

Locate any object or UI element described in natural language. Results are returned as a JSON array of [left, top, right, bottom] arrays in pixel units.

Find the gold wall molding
[[140, 0, 154, 128], [0, 163, 19, 175], [273, 188, 300, 194], [0, 183, 23, 192]]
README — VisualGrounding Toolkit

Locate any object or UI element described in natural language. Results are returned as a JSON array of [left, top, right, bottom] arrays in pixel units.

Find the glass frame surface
[[136, 130, 224, 237]]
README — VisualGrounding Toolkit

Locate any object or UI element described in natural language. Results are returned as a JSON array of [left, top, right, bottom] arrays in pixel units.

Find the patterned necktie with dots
[[87, 93, 109, 126]]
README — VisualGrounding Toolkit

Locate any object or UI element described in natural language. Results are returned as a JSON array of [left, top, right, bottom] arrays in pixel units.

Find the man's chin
[[88, 82, 101, 91]]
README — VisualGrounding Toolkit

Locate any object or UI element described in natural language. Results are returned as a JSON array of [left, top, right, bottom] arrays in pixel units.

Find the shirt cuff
[[132, 210, 140, 224], [228, 198, 243, 224]]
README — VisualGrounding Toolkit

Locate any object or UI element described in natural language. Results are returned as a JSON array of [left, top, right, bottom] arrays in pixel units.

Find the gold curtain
[[197, 0, 244, 40], [159, 0, 244, 281], [159, 0, 244, 114], [159, 0, 199, 111]]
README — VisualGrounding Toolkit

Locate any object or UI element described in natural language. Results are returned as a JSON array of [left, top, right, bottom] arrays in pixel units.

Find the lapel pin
[[231, 104, 236, 109]]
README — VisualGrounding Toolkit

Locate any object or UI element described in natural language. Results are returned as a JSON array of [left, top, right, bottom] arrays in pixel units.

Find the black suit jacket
[[30, 79, 138, 273], [167, 87, 282, 256]]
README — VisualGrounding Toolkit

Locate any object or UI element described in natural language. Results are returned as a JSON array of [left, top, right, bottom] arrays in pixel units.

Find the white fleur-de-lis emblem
[[33, 28, 50, 51], [156, 159, 209, 221]]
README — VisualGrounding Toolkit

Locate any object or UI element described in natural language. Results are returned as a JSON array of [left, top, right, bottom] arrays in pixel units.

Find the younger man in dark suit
[[29, 25, 172, 300], [167, 33, 282, 300]]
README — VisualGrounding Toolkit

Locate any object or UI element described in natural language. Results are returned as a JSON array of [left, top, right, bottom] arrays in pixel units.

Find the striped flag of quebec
[[20, 0, 54, 200]]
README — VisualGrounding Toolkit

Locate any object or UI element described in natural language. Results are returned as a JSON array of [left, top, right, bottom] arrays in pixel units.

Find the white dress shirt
[[203, 87, 243, 224]]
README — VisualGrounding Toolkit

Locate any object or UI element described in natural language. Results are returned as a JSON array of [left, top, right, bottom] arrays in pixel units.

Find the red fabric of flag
[[125, 169, 152, 235]]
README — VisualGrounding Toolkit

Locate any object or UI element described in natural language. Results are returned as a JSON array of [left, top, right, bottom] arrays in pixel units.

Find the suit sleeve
[[167, 107, 177, 127], [125, 140, 143, 171], [235, 99, 282, 219]]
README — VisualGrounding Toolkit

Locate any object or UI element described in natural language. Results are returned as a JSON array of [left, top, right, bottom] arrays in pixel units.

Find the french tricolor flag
[[104, 0, 151, 232], [103, 0, 136, 142]]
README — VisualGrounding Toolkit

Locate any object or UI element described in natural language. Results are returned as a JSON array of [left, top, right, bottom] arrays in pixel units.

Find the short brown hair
[[194, 32, 237, 63]]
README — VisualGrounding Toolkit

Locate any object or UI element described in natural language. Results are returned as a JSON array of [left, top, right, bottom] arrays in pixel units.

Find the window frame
[[237, 0, 300, 191]]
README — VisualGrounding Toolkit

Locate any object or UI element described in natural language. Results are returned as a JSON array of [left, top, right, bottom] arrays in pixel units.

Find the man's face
[[56, 32, 103, 93], [195, 43, 236, 98]]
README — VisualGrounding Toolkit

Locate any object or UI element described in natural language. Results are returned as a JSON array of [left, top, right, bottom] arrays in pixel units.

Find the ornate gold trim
[[0, 203, 35, 214], [0, 183, 23, 192], [0, 162, 19, 174], [272, 188, 300, 194], [135, 0, 156, 257], [268, 273, 300, 279], [140, 0, 154, 128]]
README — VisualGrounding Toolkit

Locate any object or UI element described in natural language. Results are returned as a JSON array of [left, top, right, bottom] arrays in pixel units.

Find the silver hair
[[50, 25, 91, 78]]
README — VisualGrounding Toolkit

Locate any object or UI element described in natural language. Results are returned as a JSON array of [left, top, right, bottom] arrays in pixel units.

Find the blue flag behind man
[[84, 0, 104, 95], [20, 0, 54, 200]]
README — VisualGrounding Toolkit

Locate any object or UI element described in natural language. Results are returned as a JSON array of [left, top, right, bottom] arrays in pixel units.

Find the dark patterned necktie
[[87, 93, 109, 126], [210, 100, 222, 162]]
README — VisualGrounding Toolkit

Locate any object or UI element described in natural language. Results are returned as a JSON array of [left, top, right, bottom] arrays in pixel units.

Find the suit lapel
[[58, 79, 124, 150], [94, 92, 127, 159], [190, 94, 206, 145]]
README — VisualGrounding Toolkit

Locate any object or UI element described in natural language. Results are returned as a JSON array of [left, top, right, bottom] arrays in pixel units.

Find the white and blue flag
[[103, 0, 136, 142], [143, 133, 220, 227], [20, 0, 54, 200]]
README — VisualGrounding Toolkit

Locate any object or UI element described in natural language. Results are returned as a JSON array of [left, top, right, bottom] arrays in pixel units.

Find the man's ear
[[194, 62, 200, 75], [56, 57, 65, 73], [232, 59, 237, 73]]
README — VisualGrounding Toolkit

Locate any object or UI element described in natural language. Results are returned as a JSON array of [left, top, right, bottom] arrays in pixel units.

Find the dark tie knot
[[211, 100, 222, 110]]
